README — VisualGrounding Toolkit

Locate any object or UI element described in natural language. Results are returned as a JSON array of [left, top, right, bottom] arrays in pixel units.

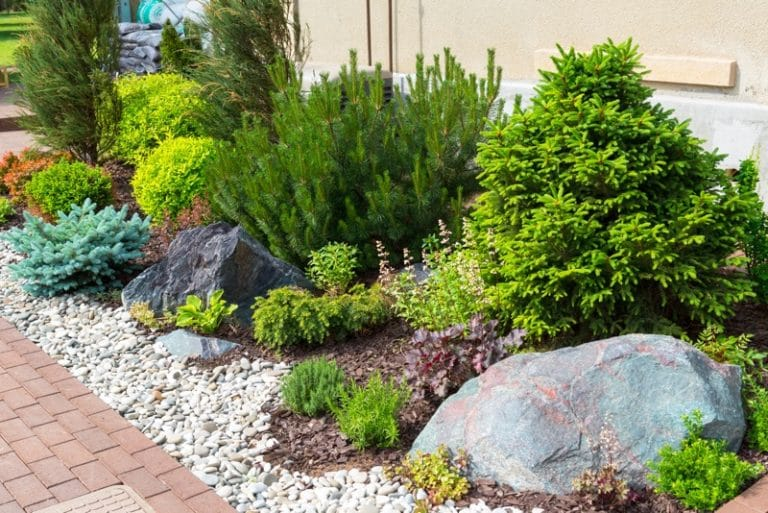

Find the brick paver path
[[0, 318, 236, 513], [718, 476, 768, 513]]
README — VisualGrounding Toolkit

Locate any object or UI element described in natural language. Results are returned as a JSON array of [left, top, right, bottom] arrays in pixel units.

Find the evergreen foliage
[[192, 0, 305, 139], [24, 160, 112, 217], [14, 0, 121, 164], [3, 200, 150, 296], [471, 39, 755, 341], [735, 158, 768, 302], [132, 137, 217, 222], [209, 49, 501, 268], [115, 73, 209, 164], [159, 20, 198, 75], [281, 357, 346, 416]]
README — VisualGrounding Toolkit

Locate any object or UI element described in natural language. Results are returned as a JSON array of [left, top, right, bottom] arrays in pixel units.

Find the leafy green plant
[[406, 315, 525, 398], [647, 410, 763, 511], [3, 199, 150, 296], [391, 445, 469, 508], [387, 220, 490, 331], [174, 289, 237, 334], [115, 73, 209, 164], [747, 387, 768, 451], [735, 158, 768, 302], [251, 285, 391, 351], [132, 136, 217, 222], [208, 48, 502, 269], [692, 326, 766, 390], [281, 357, 346, 416], [192, 0, 306, 140], [24, 160, 112, 217], [331, 372, 411, 450], [307, 242, 360, 295], [471, 39, 755, 342], [0, 197, 14, 224], [15, 0, 120, 164]]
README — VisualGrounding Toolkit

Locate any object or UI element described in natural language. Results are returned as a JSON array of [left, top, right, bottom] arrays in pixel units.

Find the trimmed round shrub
[[471, 39, 757, 341], [25, 160, 112, 217], [132, 136, 217, 222], [115, 73, 209, 163]]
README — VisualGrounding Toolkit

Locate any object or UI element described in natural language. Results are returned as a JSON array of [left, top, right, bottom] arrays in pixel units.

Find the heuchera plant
[[406, 315, 525, 398]]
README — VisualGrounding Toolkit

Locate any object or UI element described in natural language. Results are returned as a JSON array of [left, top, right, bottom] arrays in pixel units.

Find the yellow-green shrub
[[24, 160, 112, 217]]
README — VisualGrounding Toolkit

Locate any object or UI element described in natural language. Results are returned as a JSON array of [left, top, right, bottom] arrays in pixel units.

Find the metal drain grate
[[36, 486, 157, 513]]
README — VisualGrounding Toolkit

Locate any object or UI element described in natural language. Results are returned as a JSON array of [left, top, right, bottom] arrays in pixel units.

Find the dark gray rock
[[411, 334, 745, 494], [158, 329, 240, 360], [122, 222, 312, 325]]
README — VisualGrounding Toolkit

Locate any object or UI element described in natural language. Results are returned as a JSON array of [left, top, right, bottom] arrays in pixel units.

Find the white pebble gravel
[[0, 237, 542, 513]]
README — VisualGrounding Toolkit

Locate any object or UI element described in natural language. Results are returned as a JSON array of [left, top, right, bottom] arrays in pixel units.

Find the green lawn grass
[[0, 12, 31, 66]]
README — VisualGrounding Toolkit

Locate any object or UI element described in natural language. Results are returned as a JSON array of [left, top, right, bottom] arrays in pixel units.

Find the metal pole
[[366, 0, 372, 66], [388, 0, 393, 72]]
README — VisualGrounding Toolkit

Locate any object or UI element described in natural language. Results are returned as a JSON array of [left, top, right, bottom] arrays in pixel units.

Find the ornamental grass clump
[[3, 199, 150, 296], [471, 38, 758, 341]]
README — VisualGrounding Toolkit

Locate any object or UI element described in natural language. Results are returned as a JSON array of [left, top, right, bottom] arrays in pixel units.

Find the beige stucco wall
[[298, 0, 768, 103]]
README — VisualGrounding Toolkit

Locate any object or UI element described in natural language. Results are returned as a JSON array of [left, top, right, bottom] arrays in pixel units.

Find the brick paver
[[0, 319, 236, 513]]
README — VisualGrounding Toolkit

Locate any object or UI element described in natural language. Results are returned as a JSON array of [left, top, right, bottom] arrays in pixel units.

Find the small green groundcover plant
[[132, 136, 217, 222], [307, 242, 360, 296], [129, 302, 167, 331], [647, 410, 763, 511], [3, 199, 150, 296], [331, 372, 411, 450], [471, 38, 758, 341], [24, 159, 112, 217], [251, 285, 391, 351], [174, 289, 237, 334], [692, 326, 767, 389], [0, 197, 14, 224], [747, 387, 768, 452], [281, 357, 346, 416], [390, 445, 470, 510]]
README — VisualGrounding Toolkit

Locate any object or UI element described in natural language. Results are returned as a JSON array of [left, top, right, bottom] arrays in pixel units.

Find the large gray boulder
[[412, 334, 745, 494], [123, 223, 311, 325]]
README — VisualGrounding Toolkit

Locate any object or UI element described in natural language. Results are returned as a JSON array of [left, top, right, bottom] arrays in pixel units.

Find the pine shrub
[[331, 372, 411, 450], [15, 0, 121, 164], [471, 39, 756, 341], [159, 20, 199, 76], [209, 49, 501, 268], [192, 0, 305, 139], [3, 200, 150, 296], [24, 160, 112, 217], [115, 73, 209, 164], [735, 158, 768, 302], [132, 137, 217, 222], [281, 357, 346, 416]]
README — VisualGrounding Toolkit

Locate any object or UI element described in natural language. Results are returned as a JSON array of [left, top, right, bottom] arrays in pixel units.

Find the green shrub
[[115, 73, 208, 164], [3, 199, 150, 296], [471, 39, 755, 341], [281, 357, 346, 416], [735, 158, 768, 302], [208, 49, 502, 268], [0, 197, 14, 224], [387, 221, 490, 331], [24, 160, 112, 217], [307, 242, 360, 295], [747, 387, 768, 452], [331, 372, 411, 450], [15, 0, 120, 164], [647, 410, 763, 511], [132, 136, 217, 222], [174, 289, 237, 334], [192, 0, 306, 140], [159, 20, 199, 76], [391, 445, 469, 507], [692, 326, 766, 390], [251, 285, 391, 351]]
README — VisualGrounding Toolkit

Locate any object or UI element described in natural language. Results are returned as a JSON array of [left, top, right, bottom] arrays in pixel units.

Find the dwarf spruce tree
[[208, 49, 501, 268], [472, 39, 756, 341], [15, 0, 120, 164]]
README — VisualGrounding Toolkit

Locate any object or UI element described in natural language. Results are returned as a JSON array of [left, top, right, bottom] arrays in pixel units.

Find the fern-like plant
[[281, 358, 346, 416], [3, 199, 150, 296]]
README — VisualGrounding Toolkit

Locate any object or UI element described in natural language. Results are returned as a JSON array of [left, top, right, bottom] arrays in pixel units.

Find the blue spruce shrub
[[3, 199, 150, 296]]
